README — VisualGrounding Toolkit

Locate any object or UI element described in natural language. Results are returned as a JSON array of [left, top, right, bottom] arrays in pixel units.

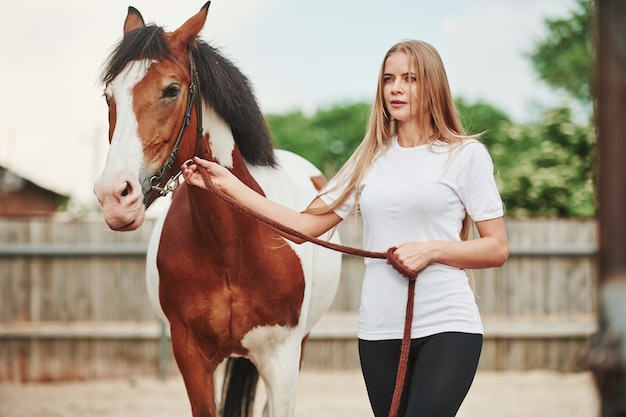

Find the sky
[[0, 0, 575, 207]]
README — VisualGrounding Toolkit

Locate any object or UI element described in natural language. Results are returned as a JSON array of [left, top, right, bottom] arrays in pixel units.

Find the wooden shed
[[0, 166, 68, 218]]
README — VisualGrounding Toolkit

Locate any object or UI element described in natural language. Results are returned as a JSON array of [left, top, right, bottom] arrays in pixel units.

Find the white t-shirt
[[320, 136, 504, 340]]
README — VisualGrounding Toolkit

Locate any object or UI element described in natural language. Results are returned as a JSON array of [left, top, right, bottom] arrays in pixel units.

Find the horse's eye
[[163, 85, 180, 99]]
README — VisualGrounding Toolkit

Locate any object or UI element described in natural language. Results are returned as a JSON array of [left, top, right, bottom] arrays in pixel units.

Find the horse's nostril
[[121, 182, 130, 197]]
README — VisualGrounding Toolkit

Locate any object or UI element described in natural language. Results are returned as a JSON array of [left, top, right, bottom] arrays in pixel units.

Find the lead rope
[[197, 168, 416, 417]]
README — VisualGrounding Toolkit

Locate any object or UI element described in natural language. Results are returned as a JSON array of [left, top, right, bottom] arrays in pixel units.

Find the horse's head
[[93, 3, 210, 231], [95, 2, 277, 231]]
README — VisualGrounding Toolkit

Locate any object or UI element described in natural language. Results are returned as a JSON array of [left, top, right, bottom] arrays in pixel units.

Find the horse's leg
[[253, 338, 302, 417], [299, 334, 309, 369], [170, 322, 218, 417]]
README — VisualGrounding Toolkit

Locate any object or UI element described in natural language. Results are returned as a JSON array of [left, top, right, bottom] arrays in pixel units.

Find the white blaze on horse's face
[[94, 59, 152, 232], [104, 60, 148, 177]]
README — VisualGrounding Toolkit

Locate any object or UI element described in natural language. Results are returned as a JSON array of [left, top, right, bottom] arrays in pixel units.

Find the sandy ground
[[0, 370, 598, 417]]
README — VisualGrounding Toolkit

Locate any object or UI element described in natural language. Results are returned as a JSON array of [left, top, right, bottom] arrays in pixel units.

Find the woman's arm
[[181, 157, 342, 242], [392, 217, 509, 272]]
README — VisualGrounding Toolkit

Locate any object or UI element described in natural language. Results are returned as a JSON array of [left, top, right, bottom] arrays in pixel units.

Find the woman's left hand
[[387, 217, 509, 274], [389, 241, 438, 273]]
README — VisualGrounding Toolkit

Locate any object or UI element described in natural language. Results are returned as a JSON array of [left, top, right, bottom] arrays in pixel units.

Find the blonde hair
[[312, 40, 480, 285]]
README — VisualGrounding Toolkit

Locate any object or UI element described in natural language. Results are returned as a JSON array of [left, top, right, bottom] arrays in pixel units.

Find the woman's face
[[382, 51, 421, 123]]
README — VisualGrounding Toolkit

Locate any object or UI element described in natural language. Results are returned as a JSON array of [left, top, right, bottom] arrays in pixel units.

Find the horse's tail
[[220, 357, 259, 417]]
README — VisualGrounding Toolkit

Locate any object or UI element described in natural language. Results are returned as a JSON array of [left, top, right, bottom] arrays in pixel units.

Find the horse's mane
[[101, 25, 276, 167]]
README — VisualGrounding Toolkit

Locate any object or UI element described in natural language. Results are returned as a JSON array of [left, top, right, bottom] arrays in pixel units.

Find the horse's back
[[247, 149, 321, 209]]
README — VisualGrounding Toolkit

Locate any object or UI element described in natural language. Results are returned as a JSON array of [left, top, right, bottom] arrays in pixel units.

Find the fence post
[[586, 0, 626, 415]]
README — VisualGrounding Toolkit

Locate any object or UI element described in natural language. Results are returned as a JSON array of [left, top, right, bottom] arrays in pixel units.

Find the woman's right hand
[[181, 156, 234, 192]]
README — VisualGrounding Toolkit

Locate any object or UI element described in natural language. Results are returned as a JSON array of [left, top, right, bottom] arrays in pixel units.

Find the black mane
[[101, 25, 276, 167]]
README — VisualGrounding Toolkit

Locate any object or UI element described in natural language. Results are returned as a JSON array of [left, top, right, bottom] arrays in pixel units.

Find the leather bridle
[[145, 50, 204, 204]]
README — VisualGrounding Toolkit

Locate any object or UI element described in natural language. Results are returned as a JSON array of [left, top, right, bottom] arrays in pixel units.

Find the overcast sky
[[0, 0, 575, 206]]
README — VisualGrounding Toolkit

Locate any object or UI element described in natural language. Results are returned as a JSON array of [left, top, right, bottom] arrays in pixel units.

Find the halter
[[146, 50, 204, 204]]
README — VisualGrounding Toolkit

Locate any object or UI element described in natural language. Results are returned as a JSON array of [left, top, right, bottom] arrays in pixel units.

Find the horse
[[92, 3, 342, 416]]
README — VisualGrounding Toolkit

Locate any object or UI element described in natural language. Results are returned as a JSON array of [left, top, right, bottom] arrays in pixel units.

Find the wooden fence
[[0, 214, 597, 381]]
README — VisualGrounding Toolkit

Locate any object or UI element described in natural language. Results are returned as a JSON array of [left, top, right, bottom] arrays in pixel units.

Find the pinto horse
[[93, 3, 341, 416]]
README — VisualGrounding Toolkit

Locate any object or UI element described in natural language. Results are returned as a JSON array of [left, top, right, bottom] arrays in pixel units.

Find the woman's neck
[[396, 121, 432, 148]]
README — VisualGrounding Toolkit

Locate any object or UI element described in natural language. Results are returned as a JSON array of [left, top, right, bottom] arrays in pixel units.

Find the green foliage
[[266, 102, 370, 177], [456, 99, 595, 217], [528, 0, 593, 105], [491, 108, 595, 217], [455, 98, 512, 141]]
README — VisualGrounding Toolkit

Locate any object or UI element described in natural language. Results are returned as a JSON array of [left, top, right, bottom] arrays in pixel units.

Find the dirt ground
[[0, 370, 598, 417]]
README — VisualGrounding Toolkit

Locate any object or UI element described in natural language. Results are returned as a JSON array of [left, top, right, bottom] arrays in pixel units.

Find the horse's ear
[[124, 6, 146, 37], [170, 2, 211, 48]]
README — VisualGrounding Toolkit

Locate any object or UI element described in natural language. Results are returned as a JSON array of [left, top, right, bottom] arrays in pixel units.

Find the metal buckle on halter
[[149, 159, 194, 197], [150, 171, 183, 196]]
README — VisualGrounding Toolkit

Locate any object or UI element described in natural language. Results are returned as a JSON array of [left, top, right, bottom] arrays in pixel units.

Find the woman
[[182, 40, 508, 417]]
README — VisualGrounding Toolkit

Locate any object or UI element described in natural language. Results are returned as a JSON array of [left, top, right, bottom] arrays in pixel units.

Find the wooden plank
[[0, 321, 163, 339], [0, 314, 597, 340], [484, 317, 596, 338]]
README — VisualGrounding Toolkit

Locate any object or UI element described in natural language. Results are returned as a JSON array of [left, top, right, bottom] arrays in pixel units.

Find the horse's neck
[[187, 104, 267, 245], [184, 148, 266, 254], [202, 104, 238, 169]]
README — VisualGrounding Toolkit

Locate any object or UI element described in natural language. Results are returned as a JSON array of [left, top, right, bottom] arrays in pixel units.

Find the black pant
[[359, 332, 483, 417]]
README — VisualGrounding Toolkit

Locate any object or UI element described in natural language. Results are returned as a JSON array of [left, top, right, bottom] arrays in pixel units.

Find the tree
[[494, 107, 595, 217], [502, 0, 595, 217], [266, 102, 369, 177], [457, 98, 595, 217], [455, 98, 512, 142], [528, 0, 593, 106]]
